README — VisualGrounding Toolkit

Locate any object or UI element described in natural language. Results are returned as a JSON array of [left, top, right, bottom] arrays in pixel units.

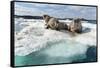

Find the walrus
[[43, 15, 68, 30], [43, 15, 59, 30], [68, 18, 82, 33]]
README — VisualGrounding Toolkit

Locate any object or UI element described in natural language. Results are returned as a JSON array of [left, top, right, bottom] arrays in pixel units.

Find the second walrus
[[68, 18, 82, 33]]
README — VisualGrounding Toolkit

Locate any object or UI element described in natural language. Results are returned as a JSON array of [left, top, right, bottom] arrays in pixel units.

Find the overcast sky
[[15, 2, 96, 20]]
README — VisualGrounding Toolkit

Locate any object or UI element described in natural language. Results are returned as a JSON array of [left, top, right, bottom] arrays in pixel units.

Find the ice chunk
[[15, 19, 96, 56]]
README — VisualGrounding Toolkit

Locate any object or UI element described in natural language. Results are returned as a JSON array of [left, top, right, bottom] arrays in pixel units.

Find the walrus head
[[74, 18, 81, 23], [43, 15, 51, 23]]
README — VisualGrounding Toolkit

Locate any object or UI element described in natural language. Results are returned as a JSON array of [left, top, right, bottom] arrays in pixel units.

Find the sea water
[[14, 18, 97, 66]]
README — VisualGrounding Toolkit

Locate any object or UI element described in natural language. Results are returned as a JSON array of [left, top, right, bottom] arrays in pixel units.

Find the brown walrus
[[43, 15, 68, 30], [43, 15, 59, 30], [68, 18, 82, 33]]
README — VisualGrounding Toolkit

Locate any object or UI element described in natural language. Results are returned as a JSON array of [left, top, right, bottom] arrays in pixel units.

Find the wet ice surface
[[14, 18, 97, 66]]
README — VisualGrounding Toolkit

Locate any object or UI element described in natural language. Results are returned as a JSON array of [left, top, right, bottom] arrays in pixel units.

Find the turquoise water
[[15, 40, 97, 66]]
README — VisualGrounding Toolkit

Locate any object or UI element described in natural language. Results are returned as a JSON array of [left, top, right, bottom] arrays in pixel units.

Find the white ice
[[15, 18, 96, 57]]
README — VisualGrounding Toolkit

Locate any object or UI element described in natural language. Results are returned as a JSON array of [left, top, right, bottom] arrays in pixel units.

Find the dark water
[[87, 20, 96, 24]]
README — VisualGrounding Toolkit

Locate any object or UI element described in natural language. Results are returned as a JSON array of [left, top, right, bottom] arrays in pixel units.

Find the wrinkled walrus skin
[[57, 22, 68, 30], [68, 18, 82, 33], [43, 15, 68, 30]]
